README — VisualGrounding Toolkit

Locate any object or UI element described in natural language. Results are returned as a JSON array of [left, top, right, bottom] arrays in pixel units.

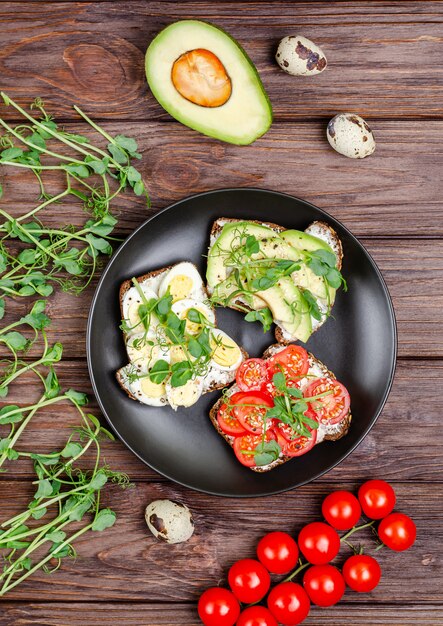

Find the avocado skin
[[145, 20, 273, 145]]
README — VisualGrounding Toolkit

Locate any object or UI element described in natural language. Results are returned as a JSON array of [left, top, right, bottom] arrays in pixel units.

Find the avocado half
[[145, 20, 273, 145]]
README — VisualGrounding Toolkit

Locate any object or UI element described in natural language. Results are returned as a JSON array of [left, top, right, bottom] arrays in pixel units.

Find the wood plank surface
[[1, 239, 441, 358], [0, 0, 442, 620], [1, 120, 443, 238], [0, 480, 440, 602], [1, 360, 442, 482], [1, 604, 443, 626], [0, 2, 442, 121]]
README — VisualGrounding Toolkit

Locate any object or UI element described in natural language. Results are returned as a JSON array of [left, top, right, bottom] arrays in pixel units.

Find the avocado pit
[[171, 48, 232, 107]]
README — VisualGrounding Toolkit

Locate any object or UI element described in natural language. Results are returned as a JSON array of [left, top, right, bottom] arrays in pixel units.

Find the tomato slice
[[236, 358, 268, 392], [267, 345, 309, 381], [233, 431, 277, 467], [231, 391, 274, 435], [274, 420, 318, 457], [264, 376, 301, 399], [304, 378, 350, 425], [217, 402, 248, 437]]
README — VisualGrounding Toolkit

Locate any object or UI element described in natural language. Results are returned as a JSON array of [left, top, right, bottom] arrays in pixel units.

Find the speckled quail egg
[[158, 262, 205, 302], [145, 500, 194, 544], [327, 113, 376, 159], [276, 35, 327, 76]]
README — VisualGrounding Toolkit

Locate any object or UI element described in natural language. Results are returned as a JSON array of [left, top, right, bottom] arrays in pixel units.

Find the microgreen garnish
[[0, 94, 149, 315], [209, 228, 346, 333]]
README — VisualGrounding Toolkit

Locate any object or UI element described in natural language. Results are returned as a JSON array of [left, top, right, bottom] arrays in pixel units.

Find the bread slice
[[116, 262, 248, 408], [207, 218, 343, 344], [209, 343, 352, 473]]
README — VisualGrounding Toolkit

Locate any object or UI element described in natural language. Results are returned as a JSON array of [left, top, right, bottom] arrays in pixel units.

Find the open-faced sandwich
[[116, 262, 247, 410], [209, 344, 351, 472], [206, 218, 346, 343]]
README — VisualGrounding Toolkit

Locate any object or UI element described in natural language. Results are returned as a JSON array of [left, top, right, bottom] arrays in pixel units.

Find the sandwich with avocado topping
[[206, 218, 346, 343]]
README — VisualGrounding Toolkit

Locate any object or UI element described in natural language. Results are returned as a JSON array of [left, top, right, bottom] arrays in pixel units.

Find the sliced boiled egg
[[122, 284, 159, 335], [209, 329, 243, 371], [126, 332, 170, 371], [171, 299, 215, 335], [118, 365, 168, 407], [158, 262, 205, 302], [166, 377, 203, 411]]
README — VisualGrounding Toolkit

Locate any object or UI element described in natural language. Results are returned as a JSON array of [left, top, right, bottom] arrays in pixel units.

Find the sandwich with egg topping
[[116, 261, 247, 410]]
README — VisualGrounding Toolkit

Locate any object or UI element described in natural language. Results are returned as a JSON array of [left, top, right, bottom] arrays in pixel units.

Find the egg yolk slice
[[140, 377, 166, 398], [168, 379, 202, 408], [171, 49, 232, 108], [210, 335, 242, 367], [168, 275, 194, 302]]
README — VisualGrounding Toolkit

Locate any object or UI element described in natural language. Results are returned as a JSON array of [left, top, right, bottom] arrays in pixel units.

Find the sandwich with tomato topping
[[209, 344, 351, 472]]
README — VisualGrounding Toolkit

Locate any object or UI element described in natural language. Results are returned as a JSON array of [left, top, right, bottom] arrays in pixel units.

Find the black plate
[[87, 188, 397, 497]]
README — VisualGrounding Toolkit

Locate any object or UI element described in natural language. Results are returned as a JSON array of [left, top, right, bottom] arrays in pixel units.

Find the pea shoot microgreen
[[0, 94, 149, 316], [210, 228, 347, 333]]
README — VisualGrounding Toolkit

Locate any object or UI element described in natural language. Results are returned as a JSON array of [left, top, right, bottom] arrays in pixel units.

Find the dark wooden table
[[1, 1, 442, 624]]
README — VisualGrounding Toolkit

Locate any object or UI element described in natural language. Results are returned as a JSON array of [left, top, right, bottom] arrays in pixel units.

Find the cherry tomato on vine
[[342, 554, 381, 592], [267, 582, 311, 626], [236, 606, 278, 626], [257, 531, 299, 574], [228, 559, 271, 604], [303, 564, 346, 606], [322, 490, 362, 530], [236, 358, 269, 392], [378, 513, 417, 551], [358, 480, 396, 520], [198, 587, 240, 626], [298, 522, 340, 565]]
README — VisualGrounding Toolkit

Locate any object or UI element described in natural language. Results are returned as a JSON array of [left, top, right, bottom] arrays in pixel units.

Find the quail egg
[[276, 35, 327, 76], [327, 113, 376, 159], [158, 262, 205, 302], [145, 499, 194, 544]]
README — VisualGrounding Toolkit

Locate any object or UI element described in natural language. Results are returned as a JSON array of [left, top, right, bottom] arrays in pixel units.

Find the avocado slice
[[256, 278, 302, 338], [207, 221, 275, 288], [145, 20, 273, 145], [281, 230, 336, 303]]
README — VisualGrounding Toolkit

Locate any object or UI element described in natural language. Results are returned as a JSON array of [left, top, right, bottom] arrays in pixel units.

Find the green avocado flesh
[[207, 221, 338, 342], [145, 20, 273, 145]]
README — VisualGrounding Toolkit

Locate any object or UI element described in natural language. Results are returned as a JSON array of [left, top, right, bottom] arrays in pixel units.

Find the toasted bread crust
[[208, 218, 344, 344], [210, 344, 352, 472]]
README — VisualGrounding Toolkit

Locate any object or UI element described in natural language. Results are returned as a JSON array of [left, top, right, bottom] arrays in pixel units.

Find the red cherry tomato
[[257, 531, 299, 574], [217, 402, 247, 437], [236, 358, 269, 392], [236, 606, 278, 626], [228, 559, 271, 604], [267, 345, 309, 381], [303, 564, 346, 607], [298, 522, 340, 565], [304, 378, 350, 425], [274, 414, 318, 458], [198, 587, 240, 626], [233, 430, 277, 468], [358, 480, 396, 520], [231, 391, 274, 435], [342, 554, 381, 592], [378, 513, 417, 552], [267, 582, 310, 626], [322, 490, 362, 530]]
